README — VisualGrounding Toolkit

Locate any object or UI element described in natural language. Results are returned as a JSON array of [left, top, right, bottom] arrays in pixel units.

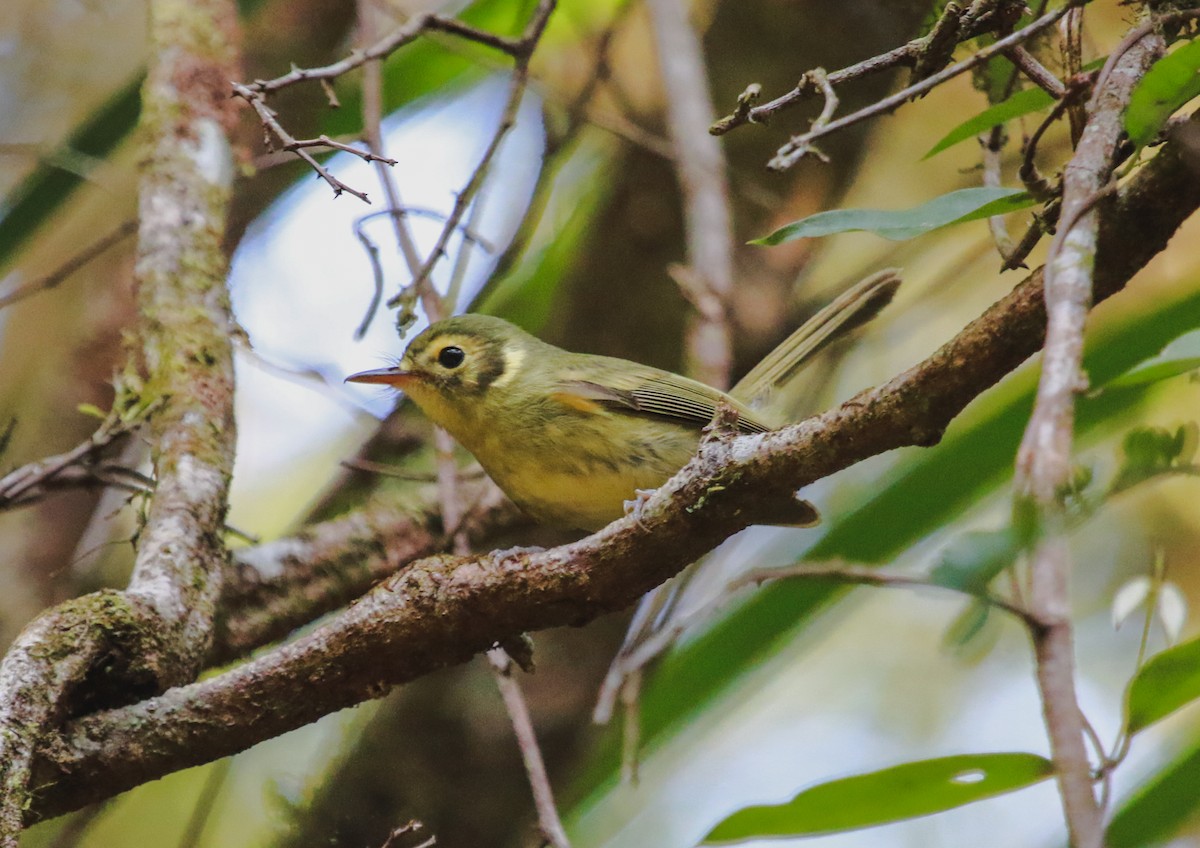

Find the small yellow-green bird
[[346, 270, 899, 531]]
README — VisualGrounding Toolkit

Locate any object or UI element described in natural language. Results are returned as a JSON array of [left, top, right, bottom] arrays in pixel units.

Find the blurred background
[[3, 0, 1200, 846]]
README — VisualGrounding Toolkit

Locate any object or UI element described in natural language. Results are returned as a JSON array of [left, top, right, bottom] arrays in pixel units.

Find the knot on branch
[[36, 592, 179, 715], [911, 2, 964, 83], [709, 83, 762, 135]]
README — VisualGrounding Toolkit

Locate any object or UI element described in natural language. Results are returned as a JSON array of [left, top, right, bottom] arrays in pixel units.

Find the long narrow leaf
[[925, 87, 1055, 159], [704, 753, 1053, 843], [1126, 38, 1200, 150], [1126, 635, 1200, 734], [1107, 735, 1200, 848], [0, 77, 142, 271], [751, 188, 1033, 244]]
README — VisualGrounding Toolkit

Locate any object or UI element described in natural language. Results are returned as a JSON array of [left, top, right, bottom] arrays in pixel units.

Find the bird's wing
[[553, 366, 773, 435]]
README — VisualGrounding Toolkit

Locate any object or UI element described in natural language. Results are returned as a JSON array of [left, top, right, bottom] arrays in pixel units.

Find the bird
[[345, 269, 900, 533]]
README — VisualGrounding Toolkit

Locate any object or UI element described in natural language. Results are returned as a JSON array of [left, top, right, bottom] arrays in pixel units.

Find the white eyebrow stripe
[[489, 345, 526, 389]]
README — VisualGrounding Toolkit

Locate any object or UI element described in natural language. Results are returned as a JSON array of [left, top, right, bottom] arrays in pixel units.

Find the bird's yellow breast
[[464, 408, 701, 531]]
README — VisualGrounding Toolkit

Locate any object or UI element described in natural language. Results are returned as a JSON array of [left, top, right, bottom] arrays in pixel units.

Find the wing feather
[[555, 369, 772, 434]]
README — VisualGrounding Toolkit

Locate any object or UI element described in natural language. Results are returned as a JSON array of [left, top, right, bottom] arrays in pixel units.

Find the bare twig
[[0, 406, 156, 511], [358, 3, 426, 301], [235, 1, 556, 204], [350, 6, 566, 843], [766, 3, 1078, 171], [379, 820, 435, 848], [383, 68, 532, 308], [45, 801, 112, 848], [486, 650, 571, 848], [1006, 45, 1068, 98], [282, 134, 397, 165], [247, 12, 532, 96], [604, 561, 1040, 707], [1061, 6, 1087, 144], [1001, 206, 1057, 272], [0, 220, 137, 311], [647, 0, 736, 388], [233, 83, 374, 202], [711, 0, 1073, 137], [1018, 80, 1089, 202], [175, 759, 231, 848]]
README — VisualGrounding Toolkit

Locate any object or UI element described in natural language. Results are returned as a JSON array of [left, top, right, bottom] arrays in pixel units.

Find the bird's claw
[[489, 544, 545, 563], [623, 488, 657, 525]]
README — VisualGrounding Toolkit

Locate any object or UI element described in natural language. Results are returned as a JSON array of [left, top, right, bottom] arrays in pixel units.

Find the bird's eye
[[437, 346, 465, 369]]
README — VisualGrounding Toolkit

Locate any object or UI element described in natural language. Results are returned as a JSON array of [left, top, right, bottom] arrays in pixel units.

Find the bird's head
[[346, 314, 539, 436]]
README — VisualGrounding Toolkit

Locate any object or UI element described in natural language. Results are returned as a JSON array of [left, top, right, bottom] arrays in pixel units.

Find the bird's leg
[[623, 488, 657, 526], [489, 544, 546, 563]]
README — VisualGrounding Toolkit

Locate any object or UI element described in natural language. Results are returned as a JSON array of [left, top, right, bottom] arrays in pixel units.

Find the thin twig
[[1018, 80, 1088, 202], [379, 820, 435, 848], [0, 403, 160, 511], [711, 0, 1071, 136], [0, 220, 137, 311], [1005, 45, 1068, 98], [384, 64, 533, 309], [596, 558, 1042, 729], [1000, 206, 1056, 272], [486, 650, 571, 848], [351, 6, 569, 847], [45, 801, 113, 848], [646, 0, 736, 388], [619, 673, 642, 784], [340, 457, 484, 482], [235, 1, 556, 204], [1061, 6, 1087, 145], [766, 3, 1078, 171], [358, 5, 426, 298], [247, 12, 530, 96], [233, 83, 373, 202], [175, 759, 231, 848], [283, 134, 397, 165], [352, 203, 499, 337]]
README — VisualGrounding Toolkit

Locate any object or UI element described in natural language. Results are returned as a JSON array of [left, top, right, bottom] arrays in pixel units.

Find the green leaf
[[1111, 424, 1198, 493], [1126, 38, 1200, 150], [703, 753, 1054, 843], [0, 77, 142, 274], [1108, 733, 1200, 848], [925, 87, 1056, 159], [930, 527, 1021, 593], [1099, 328, 1200, 391], [943, 599, 993, 648], [1126, 635, 1200, 734], [751, 188, 1034, 244], [476, 135, 616, 333]]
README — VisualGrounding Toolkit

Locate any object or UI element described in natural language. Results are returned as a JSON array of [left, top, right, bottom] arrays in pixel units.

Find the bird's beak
[[344, 366, 417, 387]]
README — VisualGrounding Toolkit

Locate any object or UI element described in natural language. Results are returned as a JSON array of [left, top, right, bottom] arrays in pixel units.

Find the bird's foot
[[489, 544, 545, 563], [623, 488, 657, 526]]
